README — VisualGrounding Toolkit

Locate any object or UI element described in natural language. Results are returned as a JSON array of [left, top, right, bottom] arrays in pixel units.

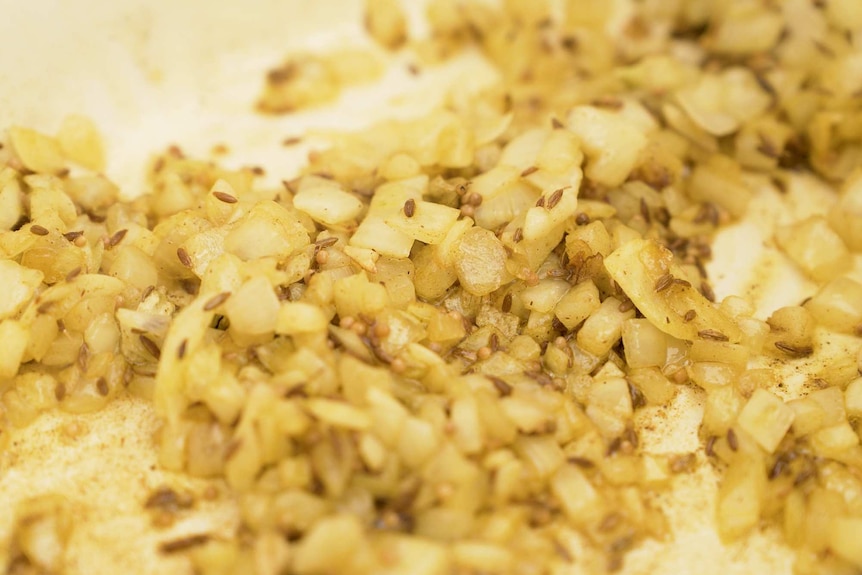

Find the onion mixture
[[2, 1, 862, 574]]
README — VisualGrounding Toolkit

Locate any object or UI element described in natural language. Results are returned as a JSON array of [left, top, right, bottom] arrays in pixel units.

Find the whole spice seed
[[501, 292, 513, 312], [78, 342, 89, 371], [105, 228, 128, 249], [30, 224, 49, 236], [654, 273, 674, 292], [159, 534, 210, 554], [139, 335, 161, 359], [513, 227, 523, 243], [547, 188, 565, 209], [774, 341, 813, 357], [769, 458, 785, 480], [698, 329, 729, 342], [705, 435, 716, 457], [489, 376, 512, 396], [727, 428, 739, 451], [683, 309, 697, 322], [65, 266, 83, 282], [403, 198, 416, 217], [176, 247, 193, 268], [314, 236, 339, 248], [639, 197, 651, 224], [203, 291, 231, 311], [177, 339, 188, 360]]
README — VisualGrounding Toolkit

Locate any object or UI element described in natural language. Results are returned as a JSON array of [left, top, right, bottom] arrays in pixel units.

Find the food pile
[[2, 0, 862, 573]]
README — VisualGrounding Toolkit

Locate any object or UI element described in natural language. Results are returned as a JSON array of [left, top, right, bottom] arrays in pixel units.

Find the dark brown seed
[[551, 117, 565, 129], [520, 166, 539, 177], [698, 329, 728, 342], [403, 198, 416, 218], [177, 339, 188, 360], [547, 188, 565, 209], [628, 381, 646, 409], [315, 236, 339, 248], [769, 458, 785, 480], [203, 291, 231, 311], [54, 382, 67, 402], [176, 247, 193, 268], [489, 376, 512, 397], [774, 341, 813, 357], [639, 197, 650, 224], [139, 335, 161, 359], [683, 309, 697, 322], [489, 333, 500, 352], [63, 230, 84, 242], [568, 456, 595, 468], [501, 292, 513, 313], [512, 227, 523, 243], [654, 273, 674, 293], [672, 278, 692, 288], [106, 229, 128, 249], [78, 342, 89, 371], [65, 266, 83, 282], [159, 534, 210, 554], [30, 224, 49, 236], [575, 212, 590, 225], [727, 428, 739, 451], [145, 487, 193, 510], [705, 435, 716, 457], [212, 190, 237, 204], [96, 377, 109, 396], [618, 299, 635, 313], [624, 426, 639, 449], [701, 282, 715, 302], [535, 196, 546, 208]]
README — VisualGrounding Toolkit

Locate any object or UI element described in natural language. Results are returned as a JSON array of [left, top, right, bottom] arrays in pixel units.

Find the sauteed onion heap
[[2, 0, 862, 573]]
